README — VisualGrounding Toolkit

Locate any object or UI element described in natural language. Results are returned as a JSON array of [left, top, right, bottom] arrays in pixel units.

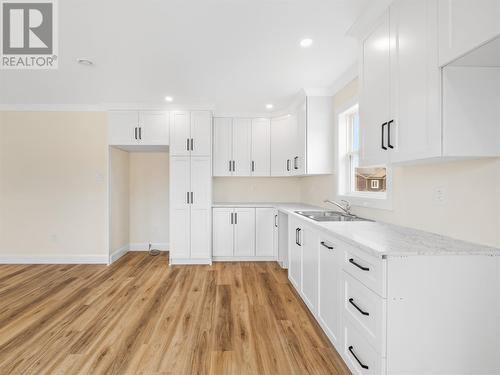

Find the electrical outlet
[[433, 186, 447, 205]]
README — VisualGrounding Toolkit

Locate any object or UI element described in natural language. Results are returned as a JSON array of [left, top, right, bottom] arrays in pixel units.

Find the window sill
[[337, 192, 393, 211]]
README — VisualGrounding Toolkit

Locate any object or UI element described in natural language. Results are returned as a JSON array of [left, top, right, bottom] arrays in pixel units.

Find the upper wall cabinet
[[108, 111, 169, 146], [438, 0, 500, 66], [170, 111, 212, 156], [213, 117, 271, 177], [271, 96, 334, 176]]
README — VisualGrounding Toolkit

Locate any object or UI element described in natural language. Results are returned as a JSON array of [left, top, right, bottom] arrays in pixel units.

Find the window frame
[[335, 98, 393, 210]]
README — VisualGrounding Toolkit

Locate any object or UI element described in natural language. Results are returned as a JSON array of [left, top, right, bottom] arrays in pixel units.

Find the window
[[337, 103, 389, 207]]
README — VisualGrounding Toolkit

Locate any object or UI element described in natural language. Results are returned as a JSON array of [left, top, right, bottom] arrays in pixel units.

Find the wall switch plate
[[433, 186, 447, 205]]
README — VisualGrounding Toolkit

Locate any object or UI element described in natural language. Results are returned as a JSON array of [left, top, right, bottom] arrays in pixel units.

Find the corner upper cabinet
[[108, 110, 169, 146], [438, 0, 500, 66], [170, 111, 212, 156]]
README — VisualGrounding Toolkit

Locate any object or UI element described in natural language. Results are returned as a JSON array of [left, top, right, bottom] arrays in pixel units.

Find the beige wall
[[300, 79, 500, 248], [109, 148, 129, 254], [0, 111, 108, 260], [213, 177, 302, 203], [129, 152, 169, 247]]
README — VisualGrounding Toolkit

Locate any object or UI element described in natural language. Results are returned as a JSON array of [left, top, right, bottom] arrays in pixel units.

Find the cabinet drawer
[[342, 244, 386, 297], [343, 271, 386, 355], [343, 319, 385, 375]]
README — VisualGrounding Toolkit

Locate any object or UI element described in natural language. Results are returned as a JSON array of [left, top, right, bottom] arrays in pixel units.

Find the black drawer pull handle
[[349, 298, 369, 316], [381, 122, 388, 150], [320, 241, 334, 250], [348, 346, 369, 370], [349, 258, 370, 271], [387, 120, 394, 149]]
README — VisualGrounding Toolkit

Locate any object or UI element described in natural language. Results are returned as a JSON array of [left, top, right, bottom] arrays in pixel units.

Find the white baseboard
[[0, 254, 108, 264], [109, 244, 129, 264], [170, 258, 212, 265], [212, 256, 276, 262], [129, 242, 169, 251]]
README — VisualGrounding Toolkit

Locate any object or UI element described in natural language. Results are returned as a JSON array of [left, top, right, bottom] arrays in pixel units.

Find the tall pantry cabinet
[[169, 111, 212, 264]]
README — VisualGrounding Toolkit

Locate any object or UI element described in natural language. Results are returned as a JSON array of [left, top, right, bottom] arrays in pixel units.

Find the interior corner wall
[[0, 111, 108, 261], [299, 78, 500, 248], [109, 147, 130, 256], [129, 152, 169, 249]]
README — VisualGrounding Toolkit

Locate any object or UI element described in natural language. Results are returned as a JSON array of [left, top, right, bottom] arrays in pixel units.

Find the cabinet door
[[288, 218, 302, 290], [318, 235, 341, 347], [232, 119, 252, 176], [251, 118, 271, 176], [301, 228, 319, 313], [170, 111, 191, 156], [438, 0, 500, 66], [359, 12, 391, 167], [212, 208, 234, 257], [255, 208, 275, 257], [271, 116, 291, 176], [139, 111, 169, 145], [213, 118, 233, 177], [169, 157, 191, 259], [233, 208, 255, 257], [291, 103, 306, 175], [191, 111, 212, 156], [190, 157, 211, 259], [390, 0, 441, 163], [108, 111, 138, 145]]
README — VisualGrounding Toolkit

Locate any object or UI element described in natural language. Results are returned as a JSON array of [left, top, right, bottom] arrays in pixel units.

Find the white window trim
[[334, 97, 393, 211]]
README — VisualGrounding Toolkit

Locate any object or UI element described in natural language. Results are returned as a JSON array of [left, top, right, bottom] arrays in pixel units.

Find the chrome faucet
[[324, 199, 352, 216]]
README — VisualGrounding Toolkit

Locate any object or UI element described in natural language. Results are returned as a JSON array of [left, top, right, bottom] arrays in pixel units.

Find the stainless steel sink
[[294, 210, 372, 222]]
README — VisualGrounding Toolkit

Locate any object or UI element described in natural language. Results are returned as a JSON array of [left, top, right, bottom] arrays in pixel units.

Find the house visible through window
[[338, 104, 387, 198]]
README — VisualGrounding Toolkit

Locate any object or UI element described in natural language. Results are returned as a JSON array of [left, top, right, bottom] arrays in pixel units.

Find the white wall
[[0, 111, 108, 262], [213, 177, 302, 203], [300, 79, 500, 248], [129, 152, 169, 249]]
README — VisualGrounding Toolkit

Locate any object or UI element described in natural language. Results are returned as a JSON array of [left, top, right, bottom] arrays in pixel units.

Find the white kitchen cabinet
[[108, 111, 169, 146], [270, 115, 292, 176], [213, 117, 270, 177], [251, 118, 271, 176], [301, 228, 319, 313], [288, 217, 303, 290], [359, 0, 442, 166], [232, 119, 252, 176], [170, 111, 211, 156], [318, 235, 342, 348], [255, 208, 275, 257], [212, 207, 256, 259], [170, 156, 211, 264], [438, 0, 500, 66]]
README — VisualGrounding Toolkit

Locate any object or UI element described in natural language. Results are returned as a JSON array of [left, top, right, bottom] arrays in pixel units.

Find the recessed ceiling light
[[76, 58, 94, 66], [266, 104, 274, 110], [300, 38, 313, 48], [165, 96, 174, 102]]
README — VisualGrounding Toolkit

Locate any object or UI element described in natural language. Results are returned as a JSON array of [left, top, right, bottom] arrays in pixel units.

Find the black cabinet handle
[[232, 160, 236, 172], [320, 241, 334, 250], [190, 192, 193, 204], [349, 298, 370, 316], [134, 127, 138, 140], [229, 160, 232, 172], [287, 159, 290, 172], [251, 161, 255, 172], [234, 212, 237, 224], [139, 127, 142, 140], [186, 192, 190, 204], [381, 122, 388, 150], [230, 212, 234, 224], [294, 156, 299, 170], [186, 138, 190, 151], [348, 346, 369, 370], [387, 120, 394, 149], [274, 214, 278, 228], [295, 228, 299, 245], [349, 258, 370, 271], [190, 138, 194, 151], [297, 228, 302, 246]]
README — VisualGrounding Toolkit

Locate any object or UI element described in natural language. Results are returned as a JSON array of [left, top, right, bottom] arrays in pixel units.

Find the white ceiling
[[0, 0, 368, 113]]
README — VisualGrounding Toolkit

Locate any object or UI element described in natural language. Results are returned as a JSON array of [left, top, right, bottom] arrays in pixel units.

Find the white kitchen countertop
[[213, 202, 500, 258]]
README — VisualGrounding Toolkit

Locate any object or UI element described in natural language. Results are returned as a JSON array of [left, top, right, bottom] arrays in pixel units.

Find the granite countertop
[[212, 202, 500, 258]]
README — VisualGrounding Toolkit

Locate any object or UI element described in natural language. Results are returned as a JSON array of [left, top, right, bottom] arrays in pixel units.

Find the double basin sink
[[295, 210, 372, 222]]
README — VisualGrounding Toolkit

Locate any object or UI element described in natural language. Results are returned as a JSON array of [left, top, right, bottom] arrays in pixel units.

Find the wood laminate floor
[[0, 252, 350, 375]]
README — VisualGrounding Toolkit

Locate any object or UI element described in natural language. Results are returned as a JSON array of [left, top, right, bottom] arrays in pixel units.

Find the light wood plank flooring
[[0, 252, 350, 375]]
